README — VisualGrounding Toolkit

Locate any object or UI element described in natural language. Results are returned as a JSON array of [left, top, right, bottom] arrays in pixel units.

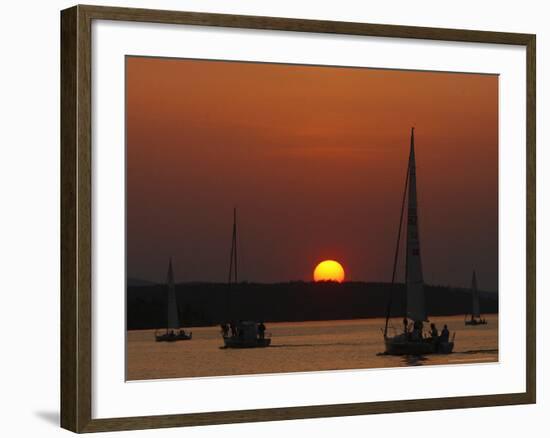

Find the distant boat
[[465, 270, 487, 326], [221, 208, 271, 348], [383, 128, 454, 355], [155, 258, 192, 342], [223, 320, 271, 348]]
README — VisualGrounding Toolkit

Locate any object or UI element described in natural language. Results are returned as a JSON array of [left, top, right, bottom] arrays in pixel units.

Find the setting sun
[[313, 260, 345, 283]]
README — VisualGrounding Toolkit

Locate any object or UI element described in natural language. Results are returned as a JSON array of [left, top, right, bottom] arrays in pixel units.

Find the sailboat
[[155, 258, 193, 342], [465, 270, 487, 325], [222, 208, 271, 348], [383, 128, 454, 355]]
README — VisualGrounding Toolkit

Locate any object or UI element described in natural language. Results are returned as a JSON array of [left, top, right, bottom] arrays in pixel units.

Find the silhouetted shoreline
[[127, 281, 498, 330]]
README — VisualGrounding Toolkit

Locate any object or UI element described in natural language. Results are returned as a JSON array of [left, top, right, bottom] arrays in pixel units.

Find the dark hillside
[[127, 281, 498, 330]]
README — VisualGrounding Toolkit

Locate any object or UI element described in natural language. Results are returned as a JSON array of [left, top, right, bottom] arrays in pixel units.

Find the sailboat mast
[[471, 270, 480, 318], [233, 208, 238, 283], [384, 155, 410, 337], [405, 127, 427, 323], [166, 257, 180, 331], [228, 207, 238, 284]]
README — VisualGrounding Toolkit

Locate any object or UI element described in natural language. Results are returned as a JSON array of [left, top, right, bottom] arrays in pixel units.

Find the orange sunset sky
[[126, 56, 498, 290]]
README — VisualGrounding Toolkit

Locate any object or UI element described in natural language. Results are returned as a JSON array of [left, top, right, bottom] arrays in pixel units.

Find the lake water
[[126, 314, 498, 380]]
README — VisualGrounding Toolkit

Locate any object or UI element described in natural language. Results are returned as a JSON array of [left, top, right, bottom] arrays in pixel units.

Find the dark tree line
[[127, 281, 498, 330]]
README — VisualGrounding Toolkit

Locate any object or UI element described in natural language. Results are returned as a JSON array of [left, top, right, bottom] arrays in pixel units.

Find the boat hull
[[155, 332, 193, 342], [465, 319, 487, 326], [223, 336, 271, 348], [384, 334, 454, 355]]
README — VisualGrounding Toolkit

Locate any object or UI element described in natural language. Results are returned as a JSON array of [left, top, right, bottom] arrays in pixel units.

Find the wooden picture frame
[[61, 4, 536, 433]]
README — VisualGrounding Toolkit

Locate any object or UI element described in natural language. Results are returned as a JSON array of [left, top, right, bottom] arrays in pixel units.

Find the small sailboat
[[465, 270, 487, 325], [383, 128, 454, 355], [222, 208, 271, 348], [155, 258, 192, 342]]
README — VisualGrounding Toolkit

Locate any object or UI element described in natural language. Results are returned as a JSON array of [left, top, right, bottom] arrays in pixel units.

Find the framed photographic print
[[60, 4, 536, 433]]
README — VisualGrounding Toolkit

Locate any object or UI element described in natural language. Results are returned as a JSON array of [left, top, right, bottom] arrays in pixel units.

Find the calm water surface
[[127, 314, 498, 380]]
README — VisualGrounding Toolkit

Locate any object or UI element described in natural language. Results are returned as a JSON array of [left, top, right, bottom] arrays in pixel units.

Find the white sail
[[471, 270, 480, 318], [166, 258, 180, 329], [406, 128, 428, 322]]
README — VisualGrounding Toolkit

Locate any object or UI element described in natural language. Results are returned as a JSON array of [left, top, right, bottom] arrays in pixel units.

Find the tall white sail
[[406, 128, 428, 322], [471, 270, 480, 318], [166, 258, 180, 329]]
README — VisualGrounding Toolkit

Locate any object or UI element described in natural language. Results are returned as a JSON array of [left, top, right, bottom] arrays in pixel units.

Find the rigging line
[[228, 211, 236, 284], [384, 158, 410, 338], [234, 208, 238, 283]]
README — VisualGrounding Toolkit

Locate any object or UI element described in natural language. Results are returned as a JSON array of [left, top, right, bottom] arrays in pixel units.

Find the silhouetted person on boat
[[403, 317, 408, 334], [221, 323, 229, 337], [179, 329, 186, 337], [430, 323, 440, 350], [440, 324, 450, 343], [430, 323, 438, 339], [258, 322, 266, 340], [237, 320, 246, 338], [411, 321, 423, 341], [230, 322, 237, 337]]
